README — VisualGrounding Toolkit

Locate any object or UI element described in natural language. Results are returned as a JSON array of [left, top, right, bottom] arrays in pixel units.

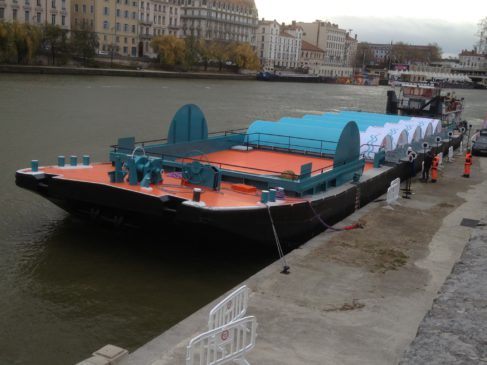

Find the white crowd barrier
[[187, 285, 257, 365], [448, 146, 454, 161], [386, 178, 401, 205], [186, 316, 257, 365], [209, 286, 249, 330]]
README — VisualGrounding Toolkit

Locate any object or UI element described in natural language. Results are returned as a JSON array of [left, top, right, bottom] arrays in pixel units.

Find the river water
[[0, 74, 485, 365]]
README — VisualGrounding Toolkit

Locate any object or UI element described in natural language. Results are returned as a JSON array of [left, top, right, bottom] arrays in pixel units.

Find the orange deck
[[32, 149, 373, 208]]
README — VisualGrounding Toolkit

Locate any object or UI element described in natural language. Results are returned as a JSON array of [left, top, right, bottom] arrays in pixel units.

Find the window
[[51, 0, 55, 8], [61, 0, 65, 9], [0, 8, 4, 20], [103, 7, 108, 15], [132, 11, 135, 19], [61, 15, 65, 25], [36, 0, 40, 5], [116, 22, 120, 31], [124, 36, 127, 43], [25, 10, 29, 22], [51, 13, 55, 24], [36, 12, 41, 22], [116, 8, 120, 17], [123, 46, 127, 53], [90, 5, 93, 13], [82, 4, 86, 13], [131, 24, 135, 33], [124, 23, 128, 31], [103, 20, 109, 29], [74, 3, 78, 11], [116, 36, 119, 42], [12, 9, 17, 20], [124, 10, 128, 18]]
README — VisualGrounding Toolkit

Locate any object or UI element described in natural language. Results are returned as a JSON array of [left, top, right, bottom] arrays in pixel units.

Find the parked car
[[472, 129, 487, 156]]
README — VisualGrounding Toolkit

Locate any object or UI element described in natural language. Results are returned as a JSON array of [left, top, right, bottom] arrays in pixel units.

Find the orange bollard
[[431, 155, 439, 183], [463, 151, 472, 178]]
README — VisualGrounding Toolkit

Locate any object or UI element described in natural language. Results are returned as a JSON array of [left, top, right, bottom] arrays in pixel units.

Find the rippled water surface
[[0, 74, 485, 364]]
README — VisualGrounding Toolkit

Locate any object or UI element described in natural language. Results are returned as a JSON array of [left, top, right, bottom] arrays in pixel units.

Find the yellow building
[[71, 0, 139, 57], [70, 0, 181, 57]]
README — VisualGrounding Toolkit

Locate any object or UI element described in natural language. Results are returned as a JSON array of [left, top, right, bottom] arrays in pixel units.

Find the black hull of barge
[[15, 138, 458, 248]]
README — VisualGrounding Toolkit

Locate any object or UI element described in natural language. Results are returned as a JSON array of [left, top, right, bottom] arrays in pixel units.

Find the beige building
[[0, 0, 70, 29], [298, 20, 347, 66], [180, 0, 258, 43], [70, 0, 180, 58], [299, 40, 324, 69]]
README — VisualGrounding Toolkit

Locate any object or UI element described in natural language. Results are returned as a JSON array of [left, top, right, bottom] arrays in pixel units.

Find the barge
[[15, 104, 462, 248]]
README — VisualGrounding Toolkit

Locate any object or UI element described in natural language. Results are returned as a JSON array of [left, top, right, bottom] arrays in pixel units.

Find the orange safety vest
[[431, 156, 439, 182], [464, 153, 472, 176]]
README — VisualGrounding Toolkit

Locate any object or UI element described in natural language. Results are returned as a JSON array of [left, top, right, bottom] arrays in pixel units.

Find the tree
[[10, 22, 41, 64], [195, 38, 211, 71], [41, 24, 69, 65], [70, 26, 99, 65], [208, 40, 230, 71], [151, 35, 186, 67], [354, 43, 374, 68], [229, 42, 260, 71]]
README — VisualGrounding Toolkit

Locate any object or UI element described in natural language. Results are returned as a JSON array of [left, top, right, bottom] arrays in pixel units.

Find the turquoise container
[[70, 155, 77, 166], [261, 190, 269, 204], [57, 155, 65, 167], [82, 155, 90, 166], [31, 160, 39, 172]]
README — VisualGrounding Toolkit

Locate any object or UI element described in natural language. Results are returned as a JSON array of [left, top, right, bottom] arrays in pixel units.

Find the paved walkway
[[117, 150, 487, 365]]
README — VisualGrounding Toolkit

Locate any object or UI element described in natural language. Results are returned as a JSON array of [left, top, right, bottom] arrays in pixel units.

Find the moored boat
[[15, 104, 463, 248]]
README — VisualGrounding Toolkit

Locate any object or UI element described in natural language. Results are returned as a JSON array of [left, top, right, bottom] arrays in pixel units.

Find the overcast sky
[[254, 0, 486, 58]]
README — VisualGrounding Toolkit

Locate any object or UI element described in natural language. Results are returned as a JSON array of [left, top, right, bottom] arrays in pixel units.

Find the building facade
[[0, 0, 70, 30], [179, 0, 258, 43], [297, 20, 347, 66], [299, 40, 324, 69], [255, 19, 302, 69], [70, 0, 180, 58]]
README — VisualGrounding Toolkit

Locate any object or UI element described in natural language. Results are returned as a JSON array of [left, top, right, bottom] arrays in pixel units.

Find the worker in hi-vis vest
[[463, 149, 472, 178], [431, 155, 439, 183]]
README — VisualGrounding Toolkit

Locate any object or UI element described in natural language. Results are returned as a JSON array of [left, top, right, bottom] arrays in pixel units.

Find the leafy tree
[[70, 26, 99, 65], [195, 38, 211, 71], [40, 24, 69, 65], [229, 42, 260, 70], [208, 40, 230, 71], [184, 35, 199, 70], [151, 35, 186, 66], [10, 22, 41, 64]]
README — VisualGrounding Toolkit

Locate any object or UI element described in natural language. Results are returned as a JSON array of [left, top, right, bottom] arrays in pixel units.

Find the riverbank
[[86, 141, 487, 365], [0, 65, 256, 80]]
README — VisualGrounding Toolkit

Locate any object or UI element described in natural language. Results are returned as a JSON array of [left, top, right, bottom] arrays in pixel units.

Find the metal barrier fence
[[208, 286, 249, 330], [186, 316, 257, 365], [386, 178, 401, 205]]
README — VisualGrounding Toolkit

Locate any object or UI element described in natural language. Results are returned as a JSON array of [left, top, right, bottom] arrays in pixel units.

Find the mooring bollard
[[70, 155, 78, 166], [261, 190, 269, 204], [31, 160, 39, 172], [269, 189, 276, 202], [82, 155, 90, 166], [57, 155, 65, 167], [192, 188, 202, 202]]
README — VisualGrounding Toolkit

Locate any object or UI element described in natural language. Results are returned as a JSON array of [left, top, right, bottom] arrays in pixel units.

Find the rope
[[266, 205, 290, 275], [307, 202, 364, 231]]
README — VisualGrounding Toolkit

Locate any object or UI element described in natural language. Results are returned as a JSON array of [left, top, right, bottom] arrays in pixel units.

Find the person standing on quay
[[422, 149, 434, 182]]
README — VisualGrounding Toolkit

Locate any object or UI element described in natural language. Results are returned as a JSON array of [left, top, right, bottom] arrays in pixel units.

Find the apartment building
[[298, 20, 346, 66], [0, 0, 70, 29], [179, 0, 258, 44], [299, 40, 324, 69], [70, 0, 180, 57], [256, 19, 302, 69]]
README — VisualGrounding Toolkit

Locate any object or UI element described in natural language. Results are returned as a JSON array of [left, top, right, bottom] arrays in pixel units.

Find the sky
[[254, 0, 487, 58]]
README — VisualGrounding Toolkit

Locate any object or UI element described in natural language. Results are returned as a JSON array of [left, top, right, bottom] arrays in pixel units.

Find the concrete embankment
[[0, 65, 256, 80], [103, 147, 487, 365]]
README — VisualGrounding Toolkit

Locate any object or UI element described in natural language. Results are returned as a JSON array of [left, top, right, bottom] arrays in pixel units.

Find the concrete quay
[[0, 65, 256, 80], [111, 148, 487, 365]]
